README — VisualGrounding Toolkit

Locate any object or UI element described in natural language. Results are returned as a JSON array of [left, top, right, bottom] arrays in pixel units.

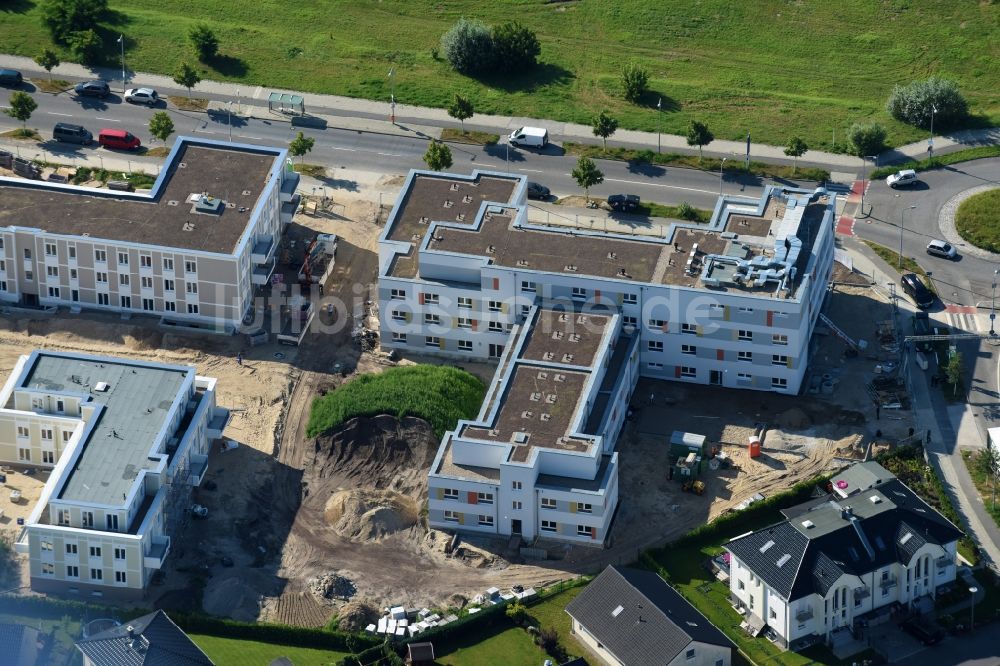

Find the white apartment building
[[427, 304, 638, 545], [0, 137, 299, 330], [724, 462, 962, 651], [4, 351, 228, 599], [378, 169, 836, 395]]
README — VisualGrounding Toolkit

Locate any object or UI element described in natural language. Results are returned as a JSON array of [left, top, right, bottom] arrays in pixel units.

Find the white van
[[508, 126, 548, 148]]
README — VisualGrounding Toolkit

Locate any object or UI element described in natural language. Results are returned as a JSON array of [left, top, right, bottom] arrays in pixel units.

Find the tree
[[148, 111, 174, 145], [5, 91, 37, 129], [505, 601, 529, 626], [686, 120, 714, 159], [620, 62, 649, 104], [68, 28, 102, 65], [35, 49, 60, 81], [173, 62, 201, 99], [447, 94, 474, 131], [440, 18, 495, 76], [784, 136, 808, 173], [289, 131, 315, 164], [40, 0, 107, 44], [592, 111, 619, 150], [847, 122, 887, 157], [571, 156, 604, 202], [423, 140, 453, 171], [491, 21, 540, 72], [886, 77, 968, 129], [189, 24, 219, 62], [945, 351, 963, 397]]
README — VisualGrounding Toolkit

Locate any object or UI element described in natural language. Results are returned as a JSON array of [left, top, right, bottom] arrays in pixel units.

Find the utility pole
[[719, 157, 727, 197], [387, 67, 396, 124], [656, 97, 662, 154], [118, 35, 126, 94], [928, 104, 937, 159]]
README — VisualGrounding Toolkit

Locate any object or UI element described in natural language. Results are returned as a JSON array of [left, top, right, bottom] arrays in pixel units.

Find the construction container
[[748, 436, 762, 458]]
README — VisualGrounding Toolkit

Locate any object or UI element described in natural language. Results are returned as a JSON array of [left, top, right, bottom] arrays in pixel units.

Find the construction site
[[0, 175, 927, 629]]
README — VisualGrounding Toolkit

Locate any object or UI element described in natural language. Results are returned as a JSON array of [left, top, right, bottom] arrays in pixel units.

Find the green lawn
[[435, 587, 589, 666], [189, 634, 349, 666], [861, 240, 935, 291], [955, 188, 1000, 254], [961, 450, 1000, 529], [2, 2, 998, 148]]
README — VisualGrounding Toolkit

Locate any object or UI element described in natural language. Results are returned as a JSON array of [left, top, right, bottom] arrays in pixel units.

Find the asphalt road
[[0, 82, 809, 211]]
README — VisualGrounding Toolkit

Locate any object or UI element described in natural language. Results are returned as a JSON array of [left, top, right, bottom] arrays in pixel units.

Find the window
[[738, 329, 752, 341], [42, 451, 55, 464], [24, 271, 32, 281], [686, 649, 695, 660], [424, 313, 441, 325], [66, 543, 77, 555], [391, 309, 406, 322], [421, 292, 439, 305], [184, 260, 197, 273], [772, 377, 788, 389], [649, 318, 666, 328], [453, 316, 473, 329], [577, 525, 593, 536], [512, 481, 523, 490], [425, 336, 441, 347], [476, 492, 494, 504], [623, 316, 637, 326], [680, 366, 696, 378], [738, 372, 752, 383], [390, 288, 406, 300], [478, 515, 494, 526], [0, 280, 7, 292], [488, 300, 502, 312], [164, 301, 176, 312], [488, 321, 504, 333], [119, 274, 130, 286], [541, 498, 557, 510], [97, 293, 109, 306], [47, 286, 60, 299], [458, 340, 473, 352], [17, 425, 28, 438], [140, 276, 153, 289], [23, 248, 31, 259], [681, 323, 697, 335], [114, 547, 126, 560], [95, 249, 107, 263], [443, 510, 459, 523], [738, 579, 745, 590], [83, 513, 94, 528], [739, 307, 754, 313], [571, 287, 587, 300], [186, 303, 199, 315], [520, 280, 536, 293], [163, 279, 175, 292], [540, 520, 557, 532], [457, 296, 472, 309], [140, 254, 152, 268], [623, 293, 637, 304], [772, 354, 788, 366], [443, 488, 459, 500], [681, 344, 696, 355], [769, 608, 777, 620], [186, 281, 198, 294], [46, 265, 58, 277], [0, 260, 4, 272], [576, 503, 592, 514], [17, 448, 30, 462], [738, 351, 753, 362], [107, 515, 119, 531], [96, 271, 108, 284], [648, 341, 664, 352], [66, 565, 79, 578], [90, 569, 103, 581], [163, 257, 174, 271], [69, 268, 77, 280], [117, 252, 129, 266], [772, 334, 788, 346], [512, 501, 522, 510], [120, 295, 132, 308], [89, 545, 101, 557], [41, 539, 53, 552], [392, 332, 407, 343], [647, 362, 663, 370], [41, 562, 55, 576], [68, 245, 76, 259], [56, 510, 69, 526], [115, 571, 127, 584]]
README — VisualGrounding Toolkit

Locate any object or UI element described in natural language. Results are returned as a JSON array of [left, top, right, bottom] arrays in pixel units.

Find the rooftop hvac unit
[[512, 432, 529, 444], [93, 382, 110, 392]]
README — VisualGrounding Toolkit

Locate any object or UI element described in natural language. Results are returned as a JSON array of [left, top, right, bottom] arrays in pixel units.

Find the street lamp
[[929, 105, 938, 159], [719, 157, 727, 197], [858, 155, 878, 219], [228, 101, 233, 142], [969, 586, 978, 631], [117, 34, 126, 94], [991, 270, 998, 337], [896, 197, 916, 270], [656, 97, 662, 154], [387, 67, 396, 124]]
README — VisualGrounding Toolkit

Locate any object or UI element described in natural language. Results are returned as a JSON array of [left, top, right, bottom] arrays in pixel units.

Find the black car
[[901, 619, 945, 646], [901, 273, 935, 309], [74, 80, 110, 98], [608, 193, 640, 212], [0, 69, 23, 87], [527, 181, 550, 200]]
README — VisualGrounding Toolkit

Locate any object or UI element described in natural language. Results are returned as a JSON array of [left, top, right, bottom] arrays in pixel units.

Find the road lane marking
[[46, 112, 72, 117], [604, 177, 718, 195], [95, 117, 120, 122], [377, 152, 404, 157], [330, 146, 357, 152], [236, 135, 265, 141]]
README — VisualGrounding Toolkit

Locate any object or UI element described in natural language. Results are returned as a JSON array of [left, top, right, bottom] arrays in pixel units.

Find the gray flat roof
[[20, 354, 190, 506], [0, 142, 278, 254]]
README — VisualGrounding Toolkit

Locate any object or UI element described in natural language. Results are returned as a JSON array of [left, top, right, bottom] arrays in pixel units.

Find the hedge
[[870, 145, 1000, 180]]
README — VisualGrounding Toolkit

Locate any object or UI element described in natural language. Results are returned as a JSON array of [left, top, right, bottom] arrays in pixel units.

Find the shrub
[[677, 201, 699, 221], [886, 77, 968, 129], [306, 365, 485, 438], [40, 0, 107, 44], [491, 21, 540, 72], [505, 601, 529, 626], [441, 18, 495, 76], [423, 140, 453, 171], [189, 24, 219, 61], [68, 28, 102, 65], [847, 122, 887, 157], [621, 62, 649, 103]]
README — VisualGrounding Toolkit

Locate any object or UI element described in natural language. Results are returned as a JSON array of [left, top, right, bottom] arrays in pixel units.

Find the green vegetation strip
[[306, 364, 485, 438], [191, 634, 349, 666], [441, 128, 499, 146], [955, 188, 1000, 254], [293, 163, 327, 178], [563, 142, 830, 182], [962, 450, 1000, 530], [861, 240, 935, 293], [871, 146, 1000, 180]]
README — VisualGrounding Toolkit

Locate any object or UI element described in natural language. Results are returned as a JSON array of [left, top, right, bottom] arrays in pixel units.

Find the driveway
[[866, 621, 927, 663]]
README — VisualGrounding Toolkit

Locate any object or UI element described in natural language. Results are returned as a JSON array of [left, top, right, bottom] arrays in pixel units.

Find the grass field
[[190, 634, 349, 665], [955, 188, 1000, 253], [1, 2, 997, 148], [962, 450, 1000, 530]]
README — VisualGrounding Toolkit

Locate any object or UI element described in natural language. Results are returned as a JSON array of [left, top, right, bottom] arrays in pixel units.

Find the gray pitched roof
[[0, 622, 40, 666], [75, 610, 213, 666], [565, 566, 733, 665]]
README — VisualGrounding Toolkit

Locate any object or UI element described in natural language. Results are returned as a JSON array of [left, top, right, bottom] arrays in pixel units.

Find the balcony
[[795, 607, 814, 621], [188, 456, 208, 487], [251, 236, 275, 265], [879, 575, 897, 590], [854, 586, 871, 600], [280, 171, 300, 202], [207, 407, 229, 439], [144, 535, 170, 569], [281, 194, 301, 225], [936, 556, 951, 569], [252, 260, 276, 286]]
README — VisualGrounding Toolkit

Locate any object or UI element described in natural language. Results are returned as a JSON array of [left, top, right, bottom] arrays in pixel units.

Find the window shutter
[[404, 312, 411, 323], [457, 513, 465, 525], [717, 349, 724, 361], [674, 366, 682, 378], [767, 310, 774, 327], [468, 491, 478, 504], [418, 293, 425, 305], [472, 320, 478, 331], [594, 289, 601, 301], [438, 337, 445, 349], [435, 488, 443, 500], [492, 277, 499, 290], [570, 502, 578, 513], [501, 302, 509, 314]]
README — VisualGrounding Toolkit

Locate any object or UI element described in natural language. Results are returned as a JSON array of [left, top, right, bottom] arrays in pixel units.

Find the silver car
[[926, 239, 957, 259], [124, 87, 159, 106]]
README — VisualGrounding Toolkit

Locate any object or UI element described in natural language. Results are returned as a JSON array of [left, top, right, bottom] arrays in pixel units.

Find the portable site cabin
[[671, 431, 706, 477]]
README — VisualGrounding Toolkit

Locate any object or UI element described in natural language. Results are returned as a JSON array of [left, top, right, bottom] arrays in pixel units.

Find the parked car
[[526, 181, 550, 200], [926, 239, 958, 259], [507, 126, 548, 148], [608, 194, 640, 212], [886, 169, 919, 188], [52, 122, 93, 145], [0, 69, 23, 87], [913, 311, 932, 352], [901, 273, 935, 309], [98, 128, 141, 151], [901, 619, 945, 646], [190, 504, 209, 518], [124, 87, 159, 106], [74, 80, 110, 98]]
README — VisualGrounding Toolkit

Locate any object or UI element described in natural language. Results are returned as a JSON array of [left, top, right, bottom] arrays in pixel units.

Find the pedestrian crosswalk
[[938, 309, 982, 335]]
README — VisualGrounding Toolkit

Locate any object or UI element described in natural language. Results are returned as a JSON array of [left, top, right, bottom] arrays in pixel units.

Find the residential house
[[75, 609, 213, 665]]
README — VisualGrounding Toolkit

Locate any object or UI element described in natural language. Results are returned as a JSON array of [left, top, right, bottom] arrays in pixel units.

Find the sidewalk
[[2, 54, 997, 172]]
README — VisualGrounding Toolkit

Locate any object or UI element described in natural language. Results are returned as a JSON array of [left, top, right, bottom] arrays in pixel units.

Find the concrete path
[[2, 54, 997, 172]]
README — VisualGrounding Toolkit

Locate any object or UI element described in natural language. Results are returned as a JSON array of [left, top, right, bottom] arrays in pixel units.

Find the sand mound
[[324, 489, 419, 542], [337, 599, 379, 632], [776, 407, 810, 429]]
